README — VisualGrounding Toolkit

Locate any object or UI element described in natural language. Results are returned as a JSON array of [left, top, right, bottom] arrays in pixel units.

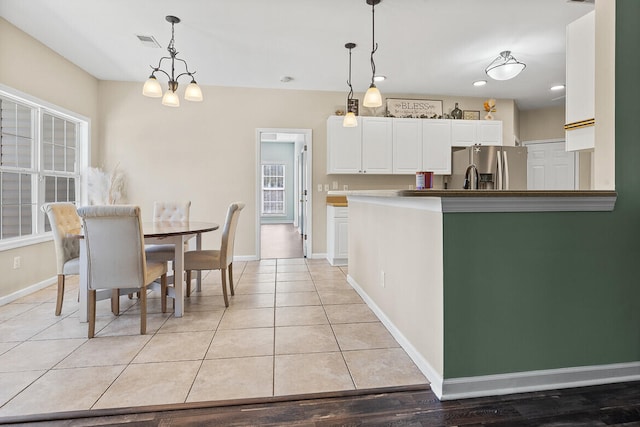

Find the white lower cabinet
[[327, 206, 348, 266]]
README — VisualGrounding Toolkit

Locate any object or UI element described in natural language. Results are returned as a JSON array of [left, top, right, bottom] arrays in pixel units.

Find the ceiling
[[0, 0, 594, 110]]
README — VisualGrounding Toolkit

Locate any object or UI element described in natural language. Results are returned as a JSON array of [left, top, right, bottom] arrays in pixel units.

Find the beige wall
[[519, 105, 566, 142], [0, 18, 99, 298]]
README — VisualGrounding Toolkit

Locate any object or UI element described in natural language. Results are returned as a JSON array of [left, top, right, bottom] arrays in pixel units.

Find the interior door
[[526, 141, 576, 190]]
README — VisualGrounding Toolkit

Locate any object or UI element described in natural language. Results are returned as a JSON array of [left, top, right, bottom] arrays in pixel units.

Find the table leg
[[173, 235, 185, 317], [196, 232, 203, 293], [79, 237, 88, 322]]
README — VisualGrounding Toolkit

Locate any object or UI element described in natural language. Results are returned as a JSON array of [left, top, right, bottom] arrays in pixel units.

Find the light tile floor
[[0, 258, 427, 418]]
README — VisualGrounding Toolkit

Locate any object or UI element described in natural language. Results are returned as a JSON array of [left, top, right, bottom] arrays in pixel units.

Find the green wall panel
[[442, 0, 640, 378]]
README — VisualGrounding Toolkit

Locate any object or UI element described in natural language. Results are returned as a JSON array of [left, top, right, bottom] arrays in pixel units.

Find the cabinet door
[[422, 120, 452, 174], [451, 120, 477, 147], [361, 117, 393, 174], [335, 217, 349, 260], [327, 116, 362, 174], [392, 118, 422, 174], [566, 11, 595, 151], [477, 121, 503, 145]]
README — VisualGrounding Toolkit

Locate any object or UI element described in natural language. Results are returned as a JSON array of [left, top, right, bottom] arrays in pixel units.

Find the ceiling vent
[[136, 35, 161, 48]]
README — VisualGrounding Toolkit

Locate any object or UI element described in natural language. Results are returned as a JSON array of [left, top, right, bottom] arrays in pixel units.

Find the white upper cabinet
[[451, 120, 477, 147], [451, 120, 502, 147], [327, 115, 362, 174], [423, 120, 452, 174], [392, 118, 423, 174], [327, 116, 499, 175], [565, 11, 595, 151], [477, 121, 503, 145], [361, 117, 393, 174]]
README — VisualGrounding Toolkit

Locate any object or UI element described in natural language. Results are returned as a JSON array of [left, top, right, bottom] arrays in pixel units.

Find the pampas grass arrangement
[[87, 164, 126, 205]]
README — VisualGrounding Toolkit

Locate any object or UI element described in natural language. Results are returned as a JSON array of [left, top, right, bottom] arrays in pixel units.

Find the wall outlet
[[324, 184, 330, 191], [13, 256, 21, 269], [332, 181, 338, 190], [317, 184, 323, 192], [343, 185, 349, 191], [381, 270, 385, 288]]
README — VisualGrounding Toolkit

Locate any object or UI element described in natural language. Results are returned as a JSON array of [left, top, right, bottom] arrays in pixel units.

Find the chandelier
[[142, 15, 203, 107], [485, 50, 526, 81]]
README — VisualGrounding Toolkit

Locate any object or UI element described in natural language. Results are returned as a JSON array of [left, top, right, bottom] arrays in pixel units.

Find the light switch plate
[[317, 184, 323, 192], [324, 184, 329, 191]]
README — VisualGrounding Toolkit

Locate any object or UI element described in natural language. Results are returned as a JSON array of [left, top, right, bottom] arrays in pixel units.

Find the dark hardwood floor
[[2, 382, 640, 426]]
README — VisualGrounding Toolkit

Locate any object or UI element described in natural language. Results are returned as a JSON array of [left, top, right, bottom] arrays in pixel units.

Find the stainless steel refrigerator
[[449, 145, 528, 190]]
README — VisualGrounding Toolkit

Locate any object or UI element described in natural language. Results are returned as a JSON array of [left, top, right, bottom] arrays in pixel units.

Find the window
[[262, 164, 285, 215], [0, 87, 87, 247]]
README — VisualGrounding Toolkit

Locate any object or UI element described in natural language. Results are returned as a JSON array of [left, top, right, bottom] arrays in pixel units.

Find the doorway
[[256, 129, 312, 260]]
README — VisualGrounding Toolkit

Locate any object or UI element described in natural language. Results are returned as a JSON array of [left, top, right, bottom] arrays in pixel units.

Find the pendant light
[[485, 50, 526, 81], [142, 16, 203, 107], [343, 43, 358, 127], [363, 0, 383, 108]]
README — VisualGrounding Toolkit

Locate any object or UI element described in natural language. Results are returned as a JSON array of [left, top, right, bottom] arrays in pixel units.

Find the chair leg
[[140, 286, 147, 335], [55, 274, 65, 316], [161, 273, 167, 313], [111, 289, 120, 315], [186, 271, 192, 297], [221, 269, 229, 307], [228, 263, 235, 296], [88, 289, 97, 338]]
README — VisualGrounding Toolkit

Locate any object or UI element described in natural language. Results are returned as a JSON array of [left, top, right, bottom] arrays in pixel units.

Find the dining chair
[[145, 201, 192, 264], [42, 202, 81, 316], [184, 202, 244, 307], [77, 205, 167, 338]]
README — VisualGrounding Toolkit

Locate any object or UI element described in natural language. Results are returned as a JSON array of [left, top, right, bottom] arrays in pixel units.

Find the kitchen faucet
[[463, 164, 479, 189]]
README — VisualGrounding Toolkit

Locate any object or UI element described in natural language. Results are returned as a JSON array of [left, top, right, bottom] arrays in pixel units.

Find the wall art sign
[[386, 98, 443, 119]]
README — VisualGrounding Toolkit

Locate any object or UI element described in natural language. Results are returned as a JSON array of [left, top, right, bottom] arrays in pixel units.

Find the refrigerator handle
[[503, 151, 510, 190], [496, 150, 503, 190]]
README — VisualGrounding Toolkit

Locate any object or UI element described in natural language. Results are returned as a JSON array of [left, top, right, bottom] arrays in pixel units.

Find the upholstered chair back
[[220, 202, 245, 267], [153, 201, 191, 222], [77, 205, 147, 290], [42, 202, 81, 274]]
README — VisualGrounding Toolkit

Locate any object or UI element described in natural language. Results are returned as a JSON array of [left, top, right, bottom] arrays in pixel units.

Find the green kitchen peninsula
[[345, 189, 634, 400]]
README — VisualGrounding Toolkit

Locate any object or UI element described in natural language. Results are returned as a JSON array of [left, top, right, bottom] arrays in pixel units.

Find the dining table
[[76, 220, 219, 322]]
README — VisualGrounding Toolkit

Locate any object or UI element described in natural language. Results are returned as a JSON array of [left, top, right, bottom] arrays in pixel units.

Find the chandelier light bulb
[[162, 90, 180, 107], [142, 76, 163, 97], [184, 82, 203, 102]]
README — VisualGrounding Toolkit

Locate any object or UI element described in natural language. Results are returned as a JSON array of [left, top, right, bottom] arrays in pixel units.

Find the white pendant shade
[[343, 112, 358, 127], [142, 77, 163, 98], [485, 51, 526, 81], [162, 90, 180, 107], [363, 84, 382, 108], [184, 82, 203, 102]]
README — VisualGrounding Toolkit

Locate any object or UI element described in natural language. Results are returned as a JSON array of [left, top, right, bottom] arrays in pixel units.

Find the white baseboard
[[347, 274, 444, 398], [0, 276, 56, 306], [347, 274, 640, 401], [441, 362, 640, 400], [234, 255, 260, 262]]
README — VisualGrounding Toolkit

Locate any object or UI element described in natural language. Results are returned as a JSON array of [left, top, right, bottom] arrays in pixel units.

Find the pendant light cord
[[347, 47, 354, 102], [370, 1, 378, 85]]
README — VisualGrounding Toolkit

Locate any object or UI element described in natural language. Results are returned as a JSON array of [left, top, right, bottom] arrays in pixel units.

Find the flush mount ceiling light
[[363, 0, 383, 108], [551, 84, 566, 91], [485, 50, 526, 81], [473, 80, 487, 87], [142, 15, 203, 107], [343, 43, 358, 128]]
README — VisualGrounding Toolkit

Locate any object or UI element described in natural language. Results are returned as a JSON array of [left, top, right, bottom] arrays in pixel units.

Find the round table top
[[141, 221, 220, 238], [68, 221, 219, 238]]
